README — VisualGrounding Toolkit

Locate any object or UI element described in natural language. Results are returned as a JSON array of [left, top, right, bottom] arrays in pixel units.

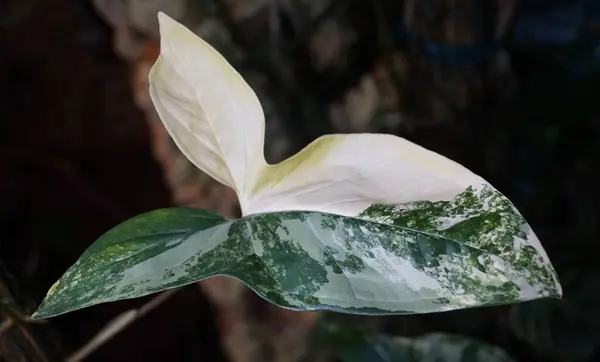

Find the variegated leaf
[[146, 14, 558, 283], [33, 13, 561, 319], [34, 191, 558, 319]]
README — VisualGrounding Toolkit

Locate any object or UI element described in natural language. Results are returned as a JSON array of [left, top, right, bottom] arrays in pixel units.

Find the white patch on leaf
[[140, 14, 564, 315], [149, 13, 267, 200], [149, 13, 488, 218]]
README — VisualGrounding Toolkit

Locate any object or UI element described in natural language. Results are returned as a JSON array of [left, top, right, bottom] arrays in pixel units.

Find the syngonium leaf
[[33, 188, 558, 318], [321, 323, 516, 362], [32, 13, 561, 319]]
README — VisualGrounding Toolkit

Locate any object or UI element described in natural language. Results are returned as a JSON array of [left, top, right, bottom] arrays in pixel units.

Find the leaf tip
[[156, 11, 192, 44], [31, 300, 53, 320], [29, 280, 63, 320], [156, 11, 173, 30]]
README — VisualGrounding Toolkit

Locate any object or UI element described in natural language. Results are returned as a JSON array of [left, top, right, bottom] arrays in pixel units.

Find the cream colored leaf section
[[244, 133, 487, 217], [149, 12, 267, 195], [148, 13, 488, 220]]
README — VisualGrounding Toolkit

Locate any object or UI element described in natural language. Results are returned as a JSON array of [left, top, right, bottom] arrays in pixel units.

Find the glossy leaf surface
[[34, 187, 560, 319], [147, 15, 559, 293], [34, 13, 561, 319]]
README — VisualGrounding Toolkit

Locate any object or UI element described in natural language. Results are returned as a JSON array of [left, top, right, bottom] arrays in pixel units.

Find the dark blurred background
[[1, 0, 599, 361]]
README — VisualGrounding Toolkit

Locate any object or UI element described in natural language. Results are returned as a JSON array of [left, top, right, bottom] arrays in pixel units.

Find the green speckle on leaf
[[33, 184, 561, 320], [359, 184, 561, 300]]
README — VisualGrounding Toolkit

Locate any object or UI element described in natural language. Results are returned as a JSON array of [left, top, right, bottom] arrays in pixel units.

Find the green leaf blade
[[32, 208, 232, 319], [359, 184, 561, 300], [33, 198, 561, 319]]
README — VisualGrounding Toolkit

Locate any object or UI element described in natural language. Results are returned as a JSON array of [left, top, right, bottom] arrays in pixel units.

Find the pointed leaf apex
[[149, 12, 267, 201]]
